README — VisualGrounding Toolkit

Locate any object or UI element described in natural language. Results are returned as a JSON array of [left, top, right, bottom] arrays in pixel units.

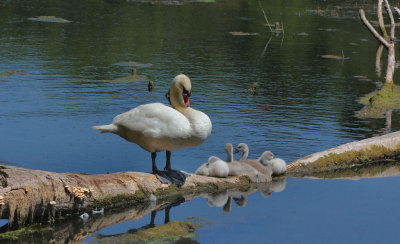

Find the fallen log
[[1, 131, 400, 232], [287, 131, 400, 176], [0, 165, 259, 229]]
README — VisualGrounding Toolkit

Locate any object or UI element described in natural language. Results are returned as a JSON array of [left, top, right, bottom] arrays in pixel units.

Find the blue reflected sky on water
[[85, 177, 400, 243]]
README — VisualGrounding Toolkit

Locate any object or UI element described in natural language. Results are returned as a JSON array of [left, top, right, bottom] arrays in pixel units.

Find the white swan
[[93, 74, 212, 184], [195, 156, 229, 178], [258, 151, 287, 176]]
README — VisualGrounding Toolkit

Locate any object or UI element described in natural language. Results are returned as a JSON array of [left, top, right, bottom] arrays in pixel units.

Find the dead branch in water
[[359, 0, 395, 83], [258, 0, 273, 32]]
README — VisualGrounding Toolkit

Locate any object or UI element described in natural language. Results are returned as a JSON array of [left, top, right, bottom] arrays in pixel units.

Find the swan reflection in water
[[204, 178, 287, 213]]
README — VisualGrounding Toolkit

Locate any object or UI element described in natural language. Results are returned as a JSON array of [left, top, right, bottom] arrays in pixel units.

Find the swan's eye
[[182, 87, 191, 97]]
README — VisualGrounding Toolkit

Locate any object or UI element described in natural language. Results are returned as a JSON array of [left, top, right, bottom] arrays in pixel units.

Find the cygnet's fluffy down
[[227, 161, 271, 183], [195, 156, 229, 178], [225, 142, 271, 183], [258, 151, 287, 176]]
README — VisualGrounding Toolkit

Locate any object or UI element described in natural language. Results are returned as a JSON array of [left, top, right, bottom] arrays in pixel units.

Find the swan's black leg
[[164, 151, 171, 171], [164, 206, 170, 224], [153, 150, 187, 187], [151, 152, 158, 173]]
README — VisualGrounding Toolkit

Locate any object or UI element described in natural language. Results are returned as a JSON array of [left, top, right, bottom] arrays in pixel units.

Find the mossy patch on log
[[302, 159, 400, 179], [288, 143, 400, 176], [357, 83, 400, 118], [93, 220, 203, 243], [89, 190, 149, 210], [0, 225, 53, 240]]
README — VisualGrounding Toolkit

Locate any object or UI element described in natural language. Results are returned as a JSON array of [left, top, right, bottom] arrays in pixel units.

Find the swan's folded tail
[[92, 124, 117, 133]]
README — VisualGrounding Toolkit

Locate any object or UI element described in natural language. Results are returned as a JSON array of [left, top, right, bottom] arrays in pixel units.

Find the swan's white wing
[[112, 103, 191, 138]]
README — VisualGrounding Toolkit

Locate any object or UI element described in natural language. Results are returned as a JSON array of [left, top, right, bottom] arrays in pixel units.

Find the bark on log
[[0, 165, 259, 229], [287, 131, 400, 176]]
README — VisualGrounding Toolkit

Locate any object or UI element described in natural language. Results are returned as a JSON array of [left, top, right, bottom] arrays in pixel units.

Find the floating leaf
[[28, 16, 71, 23], [320, 54, 349, 60], [229, 32, 259, 36]]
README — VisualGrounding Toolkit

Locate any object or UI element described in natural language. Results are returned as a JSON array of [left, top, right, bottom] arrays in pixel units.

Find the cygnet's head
[[225, 143, 233, 153], [259, 151, 274, 165], [208, 156, 221, 164], [235, 143, 249, 154]]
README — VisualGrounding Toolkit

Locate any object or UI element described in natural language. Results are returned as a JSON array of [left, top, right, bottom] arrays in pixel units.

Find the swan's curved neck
[[239, 149, 248, 161], [226, 147, 233, 162], [170, 84, 187, 113]]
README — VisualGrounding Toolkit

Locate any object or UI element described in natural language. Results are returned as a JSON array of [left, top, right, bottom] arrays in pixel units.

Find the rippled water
[[1, 0, 400, 243]]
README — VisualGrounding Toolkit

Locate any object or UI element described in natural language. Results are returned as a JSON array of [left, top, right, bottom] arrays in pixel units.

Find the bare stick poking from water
[[280, 21, 285, 47], [258, 0, 272, 33], [359, 0, 395, 84], [260, 35, 273, 58]]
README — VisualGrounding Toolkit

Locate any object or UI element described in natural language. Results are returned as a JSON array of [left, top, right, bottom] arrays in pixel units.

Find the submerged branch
[[359, 9, 389, 47], [377, 0, 389, 39], [258, 0, 273, 32]]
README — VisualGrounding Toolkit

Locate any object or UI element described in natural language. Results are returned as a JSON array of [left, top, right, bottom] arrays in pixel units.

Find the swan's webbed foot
[[154, 169, 187, 187], [152, 151, 187, 187]]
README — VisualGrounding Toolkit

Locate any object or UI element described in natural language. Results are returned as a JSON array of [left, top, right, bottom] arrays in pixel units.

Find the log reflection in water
[[0, 178, 287, 242]]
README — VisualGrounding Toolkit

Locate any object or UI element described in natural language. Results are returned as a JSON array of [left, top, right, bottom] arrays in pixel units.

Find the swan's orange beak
[[183, 93, 190, 107]]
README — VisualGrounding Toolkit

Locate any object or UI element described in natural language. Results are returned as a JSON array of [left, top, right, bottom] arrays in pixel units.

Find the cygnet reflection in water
[[203, 178, 287, 213]]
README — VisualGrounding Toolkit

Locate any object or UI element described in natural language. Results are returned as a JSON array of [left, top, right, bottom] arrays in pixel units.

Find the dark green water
[[0, 0, 400, 243]]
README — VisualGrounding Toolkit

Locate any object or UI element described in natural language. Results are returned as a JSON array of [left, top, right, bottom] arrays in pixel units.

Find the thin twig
[[258, 0, 273, 32], [280, 21, 285, 47], [383, 0, 395, 41], [394, 6, 400, 17], [261, 35, 273, 57], [377, 0, 388, 39], [359, 9, 389, 47]]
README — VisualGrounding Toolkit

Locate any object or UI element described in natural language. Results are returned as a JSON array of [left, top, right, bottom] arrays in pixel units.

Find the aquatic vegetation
[[0, 70, 27, 77], [357, 83, 400, 118], [297, 32, 309, 36], [112, 61, 154, 69], [229, 32, 260, 36], [27, 16, 71, 23], [94, 220, 203, 243], [0, 225, 53, 240], [289, 143, 400, 177], [104, 68, 149, 82], [306, 160, 400, 179], [320, 54, 349, 60]]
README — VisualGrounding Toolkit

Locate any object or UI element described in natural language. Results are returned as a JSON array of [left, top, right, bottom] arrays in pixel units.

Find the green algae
[[0, 225, 53, 240], [94, 219, 204, 243], [89, 190, 149, 210], [357, 83, 400, 118], [27, 16, 71, 23], [306, 159, 400, 179], [289, 143, 400, 177], [0, 70, 28, 77]]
